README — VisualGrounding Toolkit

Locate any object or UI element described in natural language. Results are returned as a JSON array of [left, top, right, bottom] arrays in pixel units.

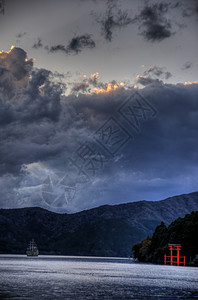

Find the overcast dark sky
[[0, 0, 198, 212]]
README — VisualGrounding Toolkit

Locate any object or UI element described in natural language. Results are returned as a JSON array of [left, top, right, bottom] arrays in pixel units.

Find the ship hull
[[26, 252, 39, 256]]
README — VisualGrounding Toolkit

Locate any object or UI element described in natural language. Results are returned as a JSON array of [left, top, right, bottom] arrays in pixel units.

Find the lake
[[0, 255, 198, 299]]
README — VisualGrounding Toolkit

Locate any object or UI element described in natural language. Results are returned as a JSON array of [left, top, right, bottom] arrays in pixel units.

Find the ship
[[26, 239, 39, 256]]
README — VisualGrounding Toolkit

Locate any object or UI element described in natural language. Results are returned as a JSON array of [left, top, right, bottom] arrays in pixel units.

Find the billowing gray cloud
[[48, 34, 96, 55], [0, 47, 198, 213], [0, 47, 64, 176], [0, 46, 33, 99]]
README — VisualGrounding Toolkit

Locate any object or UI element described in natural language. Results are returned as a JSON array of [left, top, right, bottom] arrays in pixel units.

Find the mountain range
[[0, 191, 198, 257]]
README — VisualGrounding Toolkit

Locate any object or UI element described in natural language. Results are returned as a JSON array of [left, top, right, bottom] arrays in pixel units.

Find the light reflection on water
[[0, 255, 198, 299]]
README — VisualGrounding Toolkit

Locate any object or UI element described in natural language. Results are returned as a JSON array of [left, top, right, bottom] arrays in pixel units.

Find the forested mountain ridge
[[0, 191, 198, 257]]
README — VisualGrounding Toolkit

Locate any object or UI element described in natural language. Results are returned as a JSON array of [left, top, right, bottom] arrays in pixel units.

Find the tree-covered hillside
[[132, 211, 198, 266], [0, 192, 198, 257]]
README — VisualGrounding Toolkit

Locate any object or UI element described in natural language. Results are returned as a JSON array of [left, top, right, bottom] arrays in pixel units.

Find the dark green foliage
[[132, 211, 198, 265], [132, 236, 152, 262]]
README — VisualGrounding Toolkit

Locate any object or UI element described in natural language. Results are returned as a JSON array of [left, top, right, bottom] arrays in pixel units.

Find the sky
[[0, 0, 197, 213]]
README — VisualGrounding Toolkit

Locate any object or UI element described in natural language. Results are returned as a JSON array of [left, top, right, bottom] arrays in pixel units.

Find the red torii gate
[[164, 244, 186, 266]]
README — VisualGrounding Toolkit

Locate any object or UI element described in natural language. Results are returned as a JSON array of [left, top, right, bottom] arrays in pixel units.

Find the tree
[[132, 236, 151, 262], [132, 211, 198, 265]]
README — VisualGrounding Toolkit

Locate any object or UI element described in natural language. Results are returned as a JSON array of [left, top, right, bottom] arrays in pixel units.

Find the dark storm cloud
[[48, 34, 96, 55], [20, 68, 62, 122], [0, 47, 33, 99], [32, 38, 43, 49], [0, 97, 16, 125], [0, 67, 63, 126], [0, 46, 198, 212], [0, 47, 64, 175], [136, 3, 173, 42], [96, 0, 134, 42], [61, 82, 198, 210], [1, 81, 198, 210]]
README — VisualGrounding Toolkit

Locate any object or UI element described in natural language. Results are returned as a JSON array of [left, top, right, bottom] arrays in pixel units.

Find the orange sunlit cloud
[[93, 82, 125, 94], [184, 81, 198, 85], [0, 45, 15, 55], [90, 72, 99, 79]]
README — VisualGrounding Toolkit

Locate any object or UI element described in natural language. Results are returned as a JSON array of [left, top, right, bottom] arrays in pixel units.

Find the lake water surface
[[0, 255, 198, 299]]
